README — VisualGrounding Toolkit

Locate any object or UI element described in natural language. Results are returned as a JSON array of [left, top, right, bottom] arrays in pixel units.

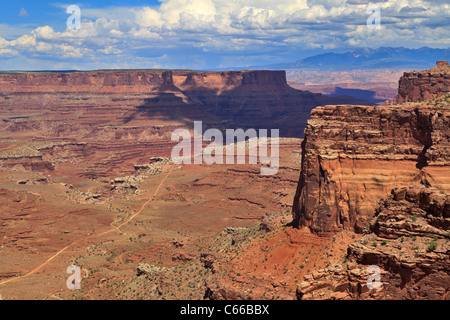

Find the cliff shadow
[[122, 85, 358, 138], [123, 92, 215, 125], [324, 87, 383, 104]]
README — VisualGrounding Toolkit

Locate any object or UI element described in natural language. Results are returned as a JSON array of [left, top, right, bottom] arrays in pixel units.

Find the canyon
[[287, 69, 404, 104], [201, 66, 449, 301], [0, 69, 364, 299], [0, 65, 448, 300], [290, 63, 450, 300]]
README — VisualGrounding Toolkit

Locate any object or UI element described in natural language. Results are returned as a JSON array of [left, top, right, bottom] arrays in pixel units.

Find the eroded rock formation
[[297, 185, 450, 300], [0, 69, 370, 138], [292, 100, 449, 235], [395, 61, 450, 103], [0, 69, 370, 177]]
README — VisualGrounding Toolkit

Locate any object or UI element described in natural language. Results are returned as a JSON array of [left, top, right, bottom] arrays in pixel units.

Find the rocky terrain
[[287, 69, 404, 104], [292, 95, 450, 235], [0, 69, 369, 141], [0, 138, 305, 300], [395, 61, 450, 103], [297, 185, 449, 300], [0, 69, 320, 299], [0, 69, 370, 179], [290, 62, 449, 300], [0, 65, 448, 300], [200, 91, 449, 300]]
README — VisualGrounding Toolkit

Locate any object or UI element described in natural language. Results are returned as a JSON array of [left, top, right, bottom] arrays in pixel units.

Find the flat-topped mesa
[[241, 70, 288, 86], [292, 103, 449, 236], [0, 70, 171, 94], [0, 69, 372, 140], [0, 69, 288, 94], [394, 61, 450, 103], [175, 70, 289, 93]]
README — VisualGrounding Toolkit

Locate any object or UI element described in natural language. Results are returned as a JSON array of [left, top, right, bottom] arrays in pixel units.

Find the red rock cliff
[[292, 100, 449, 235], [394, 61, 450, 103], [297, 185, 450, 300], [0, 69, 370, 139], [0, 70, 287, 93]]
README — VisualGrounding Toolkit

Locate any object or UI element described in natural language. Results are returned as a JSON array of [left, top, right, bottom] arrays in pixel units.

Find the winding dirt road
[[0, 164, 175, 288]]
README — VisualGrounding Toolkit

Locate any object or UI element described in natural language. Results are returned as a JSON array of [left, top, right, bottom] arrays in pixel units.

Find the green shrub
[[428, 240, 438, 251]]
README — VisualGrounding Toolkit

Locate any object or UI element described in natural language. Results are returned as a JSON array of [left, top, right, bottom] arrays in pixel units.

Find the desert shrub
[[428, 240, 438, 251]]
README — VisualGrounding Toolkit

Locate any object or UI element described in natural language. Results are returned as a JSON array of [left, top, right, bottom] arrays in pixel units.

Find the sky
[[0, 0, 449, 70]]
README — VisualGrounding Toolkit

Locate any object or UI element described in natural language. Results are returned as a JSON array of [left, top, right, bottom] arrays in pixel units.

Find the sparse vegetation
[[428, 240, 438, 251]]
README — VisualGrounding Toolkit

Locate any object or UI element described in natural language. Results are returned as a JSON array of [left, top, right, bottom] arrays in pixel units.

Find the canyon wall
[[292, 102, 449, 235], [0, 70, 368, 139], [0, 70, 287, 93], [297, 185, 450, 300], [0, 69, 369, 177], [395, 61, 450, 103]]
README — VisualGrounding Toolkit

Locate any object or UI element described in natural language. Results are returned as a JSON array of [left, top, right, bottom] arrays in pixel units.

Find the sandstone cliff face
[[395, 61, 450, 103], [0, 70, 288, 93], [292, 100, 449, 235], [0, 69, 370, 176], [297, 185, 450, 300], [0, 69, 370, 136]]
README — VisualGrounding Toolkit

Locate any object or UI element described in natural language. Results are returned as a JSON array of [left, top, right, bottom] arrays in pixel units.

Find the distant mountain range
[[253, 47, 450, 71]]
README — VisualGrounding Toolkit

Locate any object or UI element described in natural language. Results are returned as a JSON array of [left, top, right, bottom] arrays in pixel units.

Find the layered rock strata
[[0, 69, 369, 137], [297, 185, 450, 300], [292, 100, 449, 235], [0, 70, 370, 177], [395, 61, 450, 103]]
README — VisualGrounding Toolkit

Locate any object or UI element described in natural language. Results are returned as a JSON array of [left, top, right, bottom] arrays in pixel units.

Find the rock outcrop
[[395, 61, 450, 103], [0, 69, 371, 177], [0, 69, 370, 138], [292, 99, 449, 235], [297, 185, 450, 300]]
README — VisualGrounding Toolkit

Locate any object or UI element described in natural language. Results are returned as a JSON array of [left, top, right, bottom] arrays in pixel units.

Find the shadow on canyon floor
[[123, 86, 373, 138], [323, 87, 384, 104]]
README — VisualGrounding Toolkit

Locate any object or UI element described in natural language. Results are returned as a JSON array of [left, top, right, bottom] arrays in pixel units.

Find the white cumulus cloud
[[0, 0, 448, 70]]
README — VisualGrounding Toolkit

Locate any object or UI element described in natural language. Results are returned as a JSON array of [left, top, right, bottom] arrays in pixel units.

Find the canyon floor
[[0, 67, 448, 300], [287, 68, 406, 104], [0, 138, 355, 300]]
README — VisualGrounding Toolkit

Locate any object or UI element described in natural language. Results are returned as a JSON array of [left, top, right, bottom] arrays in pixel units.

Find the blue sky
[[0, 0, 449, 70]]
